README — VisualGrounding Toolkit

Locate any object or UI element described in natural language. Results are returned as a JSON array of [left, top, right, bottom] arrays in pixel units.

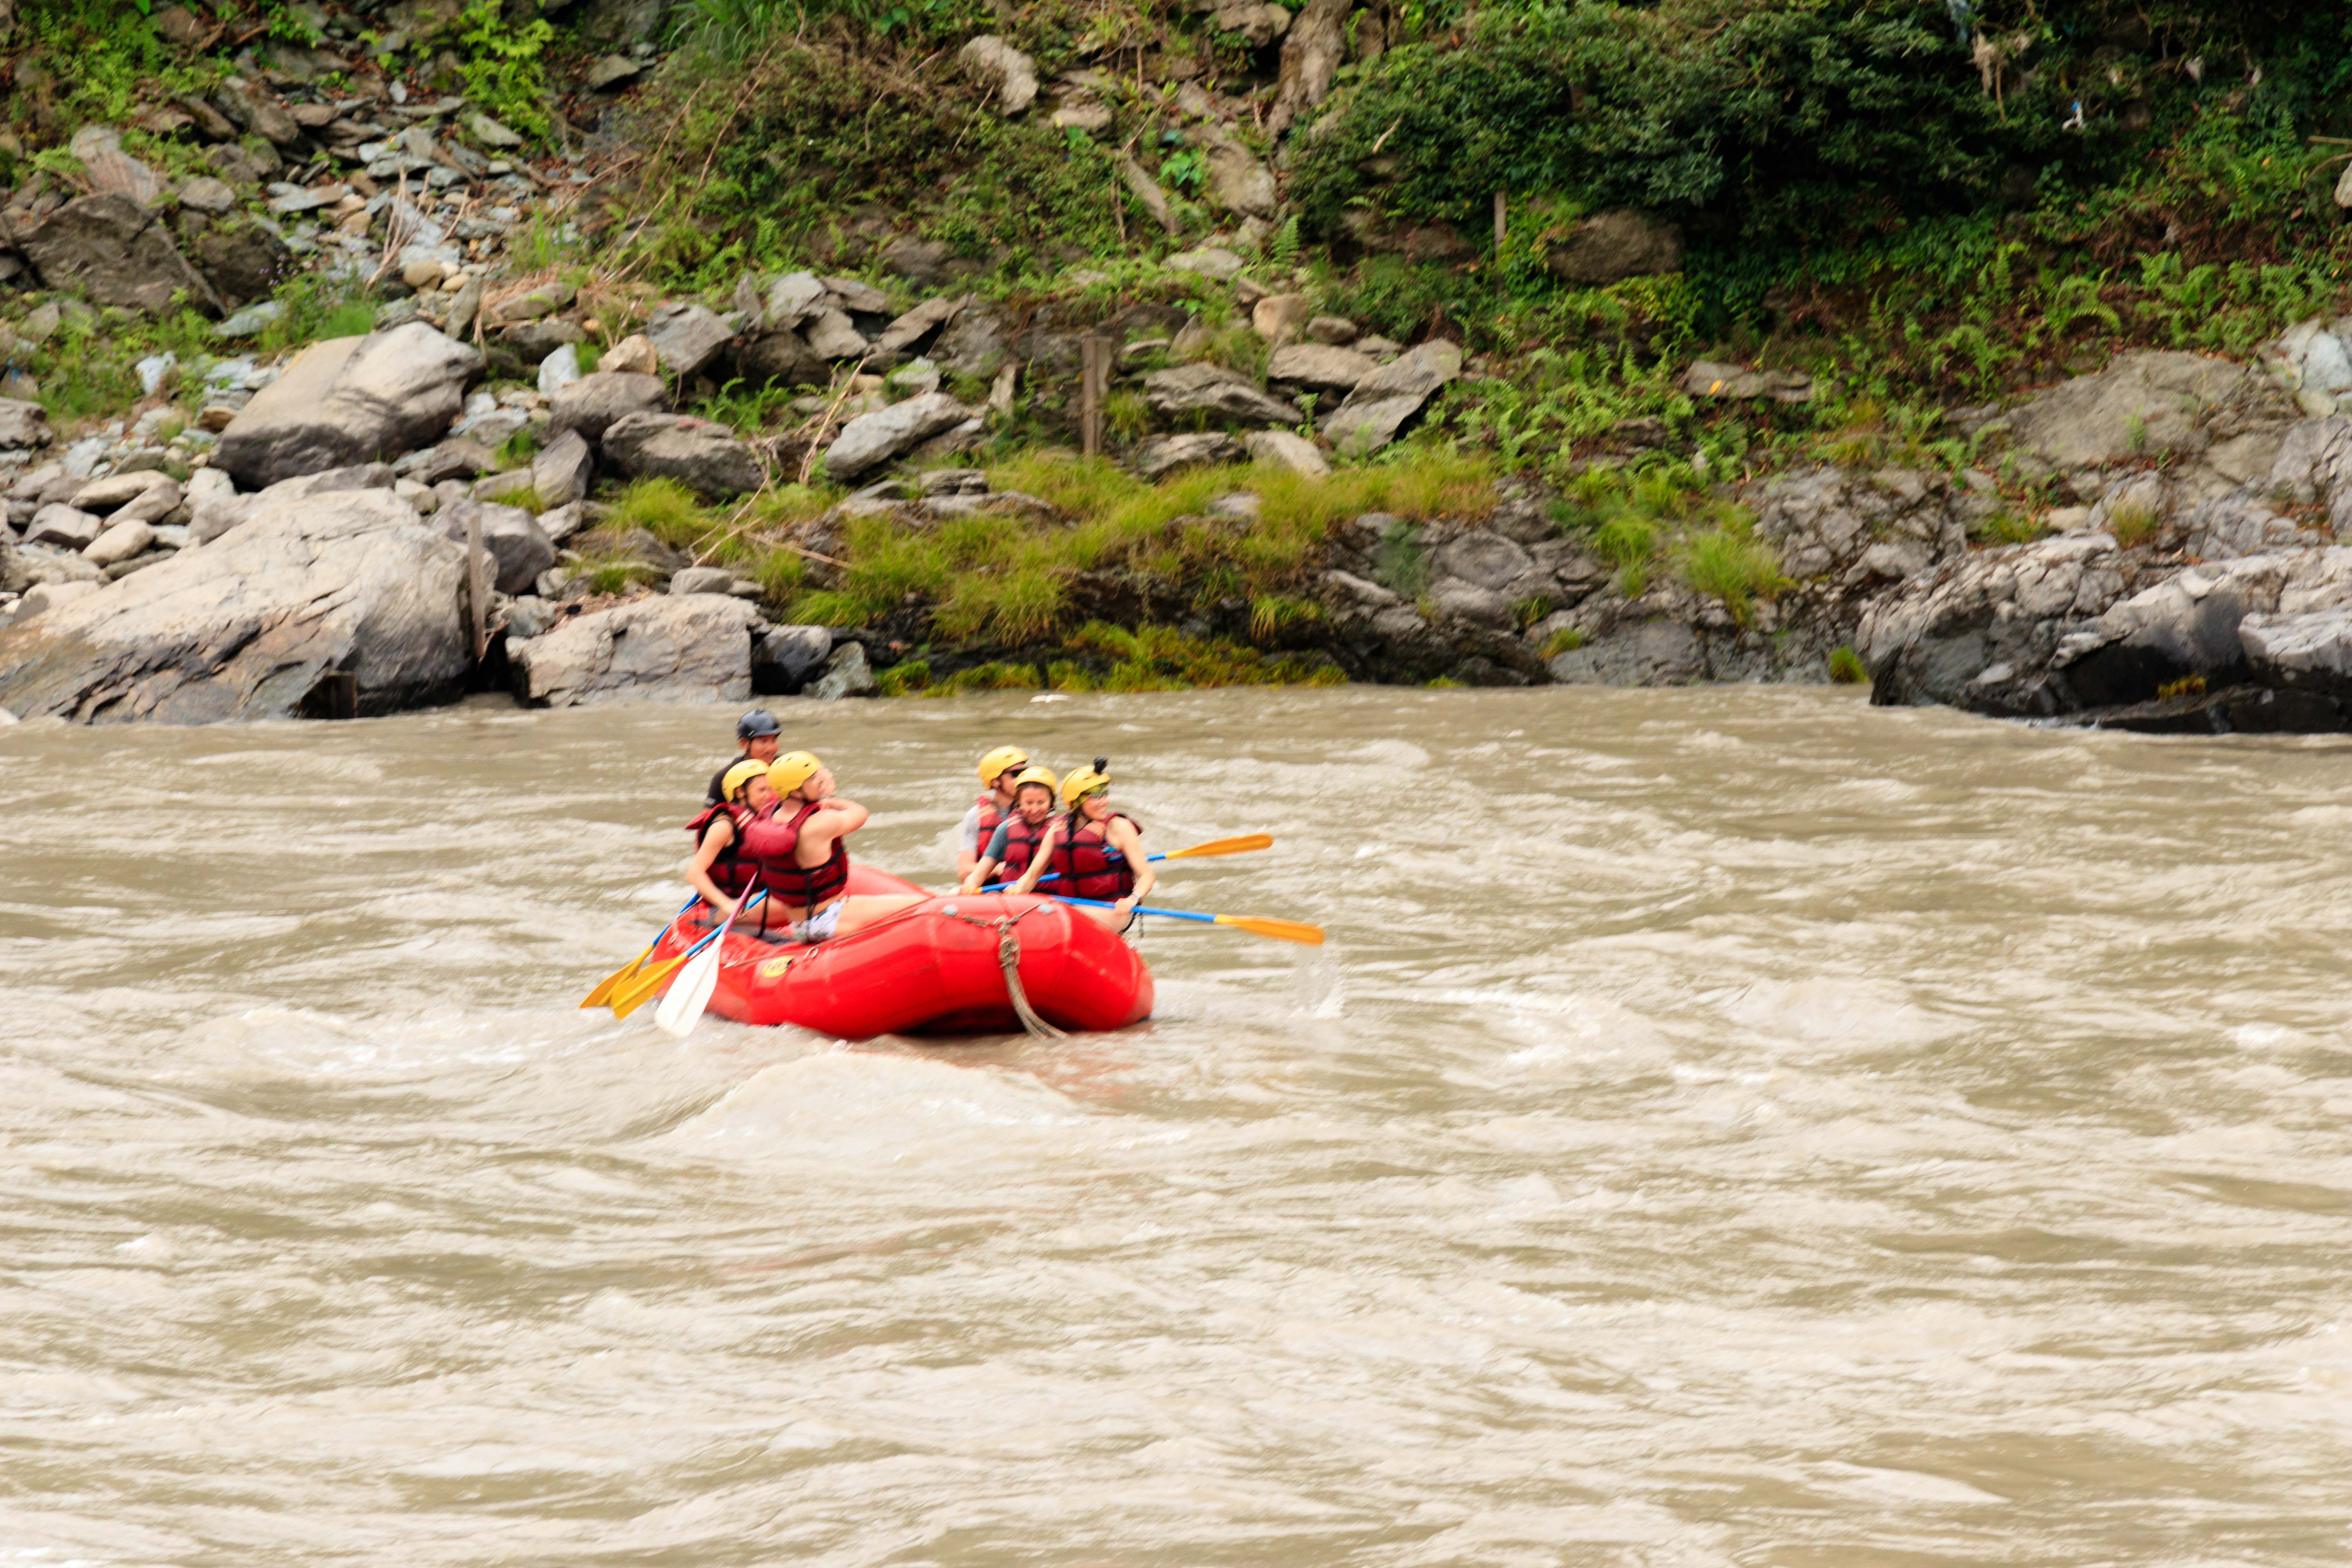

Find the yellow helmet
[[1059, 758, 1110, 808], [720, 759, 770, 801], [1011, 764, 1058, 798], [768, 751, 823, 797], [976, 745, 1029, 787]]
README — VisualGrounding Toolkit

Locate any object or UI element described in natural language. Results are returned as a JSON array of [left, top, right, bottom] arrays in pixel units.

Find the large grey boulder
[[2003, 350, 2270, 471], [642, 301, 738, 379], [187, 463, 398, 546], [2243, 601, 2352, 697], [0, 490, 468, 723], [0, 397, 50, 449], [754, 624, 832, 693], [1548, 618, 1705, 685], [1136, 432, 1246, 479], [436, 500, 555, 596], [1267, 342, 1375, 394], [4, 194, 223, 315], [548, 370, 668, 445], [1144, 363, 1299, 426], [1546, 210, 1682, 284], [809, 639, 878, 699], [1244, 429, 1329, 476], [508, 593, 762, 707], [1858, 534, 2134, 713], [601, 412, 764, 499], [1322, 340, 1462, 454], [25, 505, 102, 549], [824, 392, 977, 481], [214, 325, 483, 490]]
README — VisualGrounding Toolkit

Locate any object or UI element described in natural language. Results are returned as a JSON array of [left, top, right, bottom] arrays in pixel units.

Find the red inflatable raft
[[641, 864, 1154, 1037]]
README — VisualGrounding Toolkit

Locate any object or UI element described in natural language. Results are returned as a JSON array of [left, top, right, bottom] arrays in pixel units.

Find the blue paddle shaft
[[1045, 894, 1213, 925], [681, 889, 766, 958]]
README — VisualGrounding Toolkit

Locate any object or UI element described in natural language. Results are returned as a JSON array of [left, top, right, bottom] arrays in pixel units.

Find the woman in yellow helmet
[[738, 751, 924, 944], [1011, 759, 1153, 930], [956, 744, 1031, 883], [959, 765, 1058, 893], [681, 759, 775, 923]]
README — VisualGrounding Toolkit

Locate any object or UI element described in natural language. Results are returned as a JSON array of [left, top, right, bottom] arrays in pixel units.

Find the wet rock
[[7, 194, 223, 315], [960, 35, 1039, 114], [1243, 428, 1329, 476], [1322, 340, 1462, 454], [531, 428, 593, 508], [509, 592, 763, 708], [824, 392, 978, 481], [1144, 362, 1299, 426], [601, 412, 765, 499], [1546, 209, 1682, 284], [1136, 432, 1247, 478], [643, 301, 737, 379], [1858, 533, 2133, 714], [0, 490, 468, 723], [548, 370, 668, 445], [1267, 341, 1374, 394], [809, 639, 878, 699], [214, 324, 482, 490], [754, 624, 834, 694], [1547, 618, 1705, 684]]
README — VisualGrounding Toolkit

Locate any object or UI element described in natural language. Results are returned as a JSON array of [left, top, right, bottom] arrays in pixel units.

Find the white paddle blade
[[654, 941, 724, 1038]]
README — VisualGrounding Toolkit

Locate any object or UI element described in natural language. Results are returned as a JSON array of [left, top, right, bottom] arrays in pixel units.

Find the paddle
[[978, 833, 1273, 893], [581, 895, 702, 1008], [1043, 893, 1323, 946], [654, 888, 762, 1034], [610, 891, 766, 1020]]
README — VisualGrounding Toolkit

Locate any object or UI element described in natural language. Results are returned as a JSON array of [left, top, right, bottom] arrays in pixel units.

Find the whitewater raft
[[641, 864, 1154, 1037]]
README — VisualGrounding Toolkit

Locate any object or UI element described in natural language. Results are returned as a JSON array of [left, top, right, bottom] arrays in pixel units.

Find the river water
[[4, 686, 2349, 1566]]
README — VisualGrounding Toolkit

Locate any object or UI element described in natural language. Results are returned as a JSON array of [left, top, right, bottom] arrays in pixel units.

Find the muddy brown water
[[4, 686, 2350, 1566]]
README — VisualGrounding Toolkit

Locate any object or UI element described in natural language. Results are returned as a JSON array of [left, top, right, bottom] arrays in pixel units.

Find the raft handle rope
[[939, 901, 1066, 1040]]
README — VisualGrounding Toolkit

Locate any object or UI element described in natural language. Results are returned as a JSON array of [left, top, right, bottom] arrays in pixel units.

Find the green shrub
[[1542, 625, 1586, 658], [1828, 645, 1868, 684], [1678, 525, 1788, 626]]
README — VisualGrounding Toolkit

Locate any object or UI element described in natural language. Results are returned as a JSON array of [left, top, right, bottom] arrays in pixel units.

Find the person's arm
[[961, 817, 1018, 893], [1010, 819, 1061, 895], [791, 799, 869, 862], [955, 803, 983, 880], [1108, 817, 1153, 914], [681, 818, 738, 918]]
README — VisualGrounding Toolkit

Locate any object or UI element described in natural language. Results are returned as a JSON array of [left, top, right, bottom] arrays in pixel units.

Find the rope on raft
[[940, 902, 1066, 1040]]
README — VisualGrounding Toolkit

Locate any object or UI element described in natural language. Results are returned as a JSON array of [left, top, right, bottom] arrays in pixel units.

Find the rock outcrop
[[508, 593, 764, 707], [0, 491, 468, 722], [214, 325, 483, 490]]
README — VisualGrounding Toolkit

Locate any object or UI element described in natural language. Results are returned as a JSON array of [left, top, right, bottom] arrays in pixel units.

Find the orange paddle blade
[[1164, 833, 1273, 860], [1212, 914, 1323, 945], [609, 954, 690, 1018], [580, 944, 653, 1008]]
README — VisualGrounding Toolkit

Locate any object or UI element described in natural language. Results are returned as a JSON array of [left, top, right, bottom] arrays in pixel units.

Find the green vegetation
[[1678, 524, 1788, 626], [1828, 646, 1869, 684], [788, 449, 1492, 642], [2108, 498, 2161, 547]]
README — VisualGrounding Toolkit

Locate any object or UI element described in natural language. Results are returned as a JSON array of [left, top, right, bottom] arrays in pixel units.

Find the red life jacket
[[1054, 810, 1141, 900], [993, 812, 1052, 881], [740, 800, 852, 918], [684, 802, 759, 898], [973, 790, 1004, 847]]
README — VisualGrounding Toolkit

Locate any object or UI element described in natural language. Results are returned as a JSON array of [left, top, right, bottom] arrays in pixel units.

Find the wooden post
[[465, 507, 487, 662], [1080, 334, 1111, 457], [1493, 191, 1506, 252]]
